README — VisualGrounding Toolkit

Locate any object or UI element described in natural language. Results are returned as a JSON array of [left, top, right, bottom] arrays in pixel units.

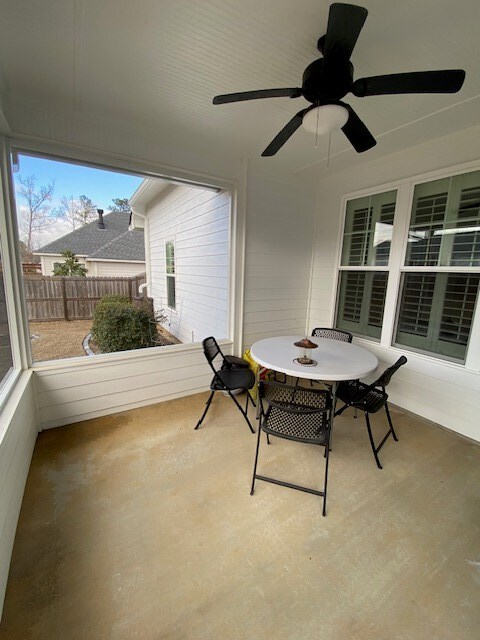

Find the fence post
[[62, 277, 69, 321]]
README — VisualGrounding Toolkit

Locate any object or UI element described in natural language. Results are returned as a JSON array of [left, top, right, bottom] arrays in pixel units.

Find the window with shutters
[[395, 169, 480, 362], [336, 169, 480, 364], [165, 240, 176, 309], [336, 189, 396, 340]]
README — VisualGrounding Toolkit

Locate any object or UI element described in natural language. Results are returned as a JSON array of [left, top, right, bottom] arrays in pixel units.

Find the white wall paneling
[[0, 373, 38, 614]]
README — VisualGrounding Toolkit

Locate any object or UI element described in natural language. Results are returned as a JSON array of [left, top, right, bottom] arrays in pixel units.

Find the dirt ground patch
[[29, 321, 181, 362], [29, 320, 91, 362]]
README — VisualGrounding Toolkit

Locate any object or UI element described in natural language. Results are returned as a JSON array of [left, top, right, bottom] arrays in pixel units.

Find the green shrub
[[92, 296, 158, 353]]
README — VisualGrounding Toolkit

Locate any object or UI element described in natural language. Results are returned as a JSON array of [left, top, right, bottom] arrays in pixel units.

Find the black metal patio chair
[[334, 356, 407, 469], [195, 336, 256, 433], [250, 381, 333, 516]]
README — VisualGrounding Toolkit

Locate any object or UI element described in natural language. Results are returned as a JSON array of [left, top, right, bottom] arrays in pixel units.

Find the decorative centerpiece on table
[[293, 337, 318, 366]]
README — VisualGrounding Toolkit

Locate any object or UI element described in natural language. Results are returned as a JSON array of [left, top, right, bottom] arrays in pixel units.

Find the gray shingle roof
[[34, 211, 145, 262]]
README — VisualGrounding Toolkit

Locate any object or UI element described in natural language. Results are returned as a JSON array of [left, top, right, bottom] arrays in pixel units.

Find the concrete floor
[[0, 391, 479, 639]]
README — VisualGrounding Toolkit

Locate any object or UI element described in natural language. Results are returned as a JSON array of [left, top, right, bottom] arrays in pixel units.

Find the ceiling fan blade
[[261, 110, 308, 156], [213, 88, 302, 105], [341, 104, 376, 153], [351, 70, 466, 97], [323, 3, 368, 60]]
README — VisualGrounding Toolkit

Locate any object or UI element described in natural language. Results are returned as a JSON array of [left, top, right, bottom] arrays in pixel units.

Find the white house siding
[[88, 260, 146, 277], [39, 254, 87, 276], [147, 185, 230, 343], [39, 255, 145, 277], [0, 373, 38, 612], [243, 161, 316, 349], [308, 125, 480, 442]]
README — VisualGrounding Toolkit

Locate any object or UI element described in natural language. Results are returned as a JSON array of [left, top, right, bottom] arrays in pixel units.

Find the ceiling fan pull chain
[[327, 132, 332, 169], [314, 104, 320, 148]]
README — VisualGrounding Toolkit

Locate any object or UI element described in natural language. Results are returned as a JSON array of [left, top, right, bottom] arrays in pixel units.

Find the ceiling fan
[[212, 3, 466, 156]]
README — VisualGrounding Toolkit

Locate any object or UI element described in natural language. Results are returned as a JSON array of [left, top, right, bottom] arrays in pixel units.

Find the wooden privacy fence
[[25, 273, 147, 321]]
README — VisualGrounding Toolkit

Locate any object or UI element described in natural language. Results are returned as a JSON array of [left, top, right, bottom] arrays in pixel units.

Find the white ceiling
[[1, 0, 480, 176]]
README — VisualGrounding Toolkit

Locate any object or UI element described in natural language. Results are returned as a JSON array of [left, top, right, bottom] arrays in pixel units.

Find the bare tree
[[17, 175, 56, 252], [56, 194, 97, 231]]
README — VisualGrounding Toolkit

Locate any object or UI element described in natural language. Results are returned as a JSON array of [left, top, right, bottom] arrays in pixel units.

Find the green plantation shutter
[[338, 271, 365, 324], [406, 179, 448, 266], [336, 271, 388, 339], [450, 183, 480, 266], [343, 203, 372, 266], [395, 273, 480, 361], [368, 272, 389, 328], [374, 200, 396, 266], [341, 190, 397, 267], [406, 170, 480, 267]]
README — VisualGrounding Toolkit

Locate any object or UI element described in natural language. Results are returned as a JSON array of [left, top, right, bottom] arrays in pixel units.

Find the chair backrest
[[259, 381, 331, 415], [374, 356, 407, 389], [202, 336, 222, 369], [311, 327, 353, 343], [259, 381, 332, 442]]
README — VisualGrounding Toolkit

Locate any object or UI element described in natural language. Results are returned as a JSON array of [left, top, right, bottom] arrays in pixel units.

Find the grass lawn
[[29, 320, 92, 362], [29, 321, 181, 362]]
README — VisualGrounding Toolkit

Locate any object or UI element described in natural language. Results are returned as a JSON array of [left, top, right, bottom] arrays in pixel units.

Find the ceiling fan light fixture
[[302, 104, 349, 135]]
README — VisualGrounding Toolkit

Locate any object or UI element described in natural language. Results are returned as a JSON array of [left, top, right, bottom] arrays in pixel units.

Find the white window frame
[[336, 189, 398, 341], [3, 137, 246, 370], [333, 158, 480, 371], [0, 137, 30, 408], [165, 238, 176, 310]]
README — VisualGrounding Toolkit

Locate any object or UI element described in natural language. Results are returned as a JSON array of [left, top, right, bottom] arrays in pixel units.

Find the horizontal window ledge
[[400, 266, 480, 272], [353, 336, 480, 373], [31, 339, 233, 374]]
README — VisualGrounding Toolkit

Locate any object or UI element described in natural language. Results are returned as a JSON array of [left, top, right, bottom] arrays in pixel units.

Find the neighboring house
[[33, 210, 146, 277], [129, 179, 229, 343]]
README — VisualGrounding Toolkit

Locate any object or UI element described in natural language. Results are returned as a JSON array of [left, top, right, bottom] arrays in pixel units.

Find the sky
[[13, 154, 143, 249]]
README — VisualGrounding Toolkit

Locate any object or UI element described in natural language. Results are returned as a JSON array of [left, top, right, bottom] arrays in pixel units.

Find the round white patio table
[[250, 335, 378, 383], [250, 336, 379, 431]]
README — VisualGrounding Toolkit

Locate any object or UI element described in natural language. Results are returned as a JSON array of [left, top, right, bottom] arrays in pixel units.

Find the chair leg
[[229, 390, 255, 433], [322, 436, 331, 517], [194, 390, 215, 429], [364, 412, 383, 469], [247, 389, 257, 408], [385, 402, 398, 441], [250, 422, 263, 495], [266, 433, 270, 445]]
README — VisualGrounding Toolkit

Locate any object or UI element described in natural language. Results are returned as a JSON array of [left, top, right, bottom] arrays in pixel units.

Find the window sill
[[353, 336, 479, 374]]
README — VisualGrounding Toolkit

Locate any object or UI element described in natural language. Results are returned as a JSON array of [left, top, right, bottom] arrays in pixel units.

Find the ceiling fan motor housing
[[302, 58, 354, 103]]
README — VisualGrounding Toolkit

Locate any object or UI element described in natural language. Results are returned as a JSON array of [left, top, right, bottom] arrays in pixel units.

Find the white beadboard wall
[[242, 160, 316, 349], [0, 373, 38, 612], [146, 185, 230, 343], [308, 125, 480, 442]]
